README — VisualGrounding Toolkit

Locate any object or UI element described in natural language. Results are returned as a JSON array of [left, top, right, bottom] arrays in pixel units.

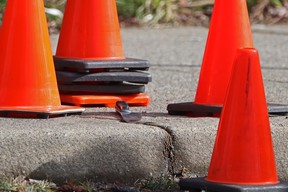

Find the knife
[[115, 101, 142, 123]]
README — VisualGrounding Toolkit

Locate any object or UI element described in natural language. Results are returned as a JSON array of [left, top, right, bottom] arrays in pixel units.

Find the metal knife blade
[[115, 101, 142, 123]]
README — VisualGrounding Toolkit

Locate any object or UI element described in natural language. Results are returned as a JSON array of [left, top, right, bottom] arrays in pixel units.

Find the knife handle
[[115, 101, 130, 112]]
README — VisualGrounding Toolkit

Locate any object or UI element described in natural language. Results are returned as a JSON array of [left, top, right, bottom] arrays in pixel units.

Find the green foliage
[[0, 0, 287, 26], [117, 0, 178, 24], [270, 0, 283, 7], [0, 0, 5, 17], [45, 0, 66, 11], [137, 174, 179, 191], [0, 180, 17, 192], [117, 0, 145, 17], [247, 0, 258, 8], [0, 0, 66, 13], [0, 177, 56, 192]]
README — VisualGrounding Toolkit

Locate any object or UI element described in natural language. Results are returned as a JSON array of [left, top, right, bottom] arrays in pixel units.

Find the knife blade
[[115, 101, 142, 123]]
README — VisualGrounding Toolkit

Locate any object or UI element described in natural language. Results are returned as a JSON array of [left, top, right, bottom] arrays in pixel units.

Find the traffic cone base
[[0, 106, 84, 119], [60, 94, 150, 107], [167, 102, 221, 117], [59, 84, 145, 95], [167, 102, 288, 117], [267, 103, 288, 116], [179, 177, 288, 192], [54, 57, 150, 73], [56, 71, 152, 85]]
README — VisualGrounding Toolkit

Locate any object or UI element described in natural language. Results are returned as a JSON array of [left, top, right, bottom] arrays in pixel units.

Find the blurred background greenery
[[0, 0, 288, 32]]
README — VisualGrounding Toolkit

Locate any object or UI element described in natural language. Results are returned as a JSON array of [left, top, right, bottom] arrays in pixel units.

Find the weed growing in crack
[[135, 174, 180, 191]]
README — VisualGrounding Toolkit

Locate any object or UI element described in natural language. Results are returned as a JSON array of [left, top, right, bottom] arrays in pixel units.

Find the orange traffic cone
[[54, 0, 150, 107], [56, 0, 125, 61], [179, 48, 288, 191], [0, 0, 84, 118], [167, 0, 253, 117]]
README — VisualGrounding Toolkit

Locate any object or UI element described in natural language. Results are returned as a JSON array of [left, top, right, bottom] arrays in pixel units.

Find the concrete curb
[[0, 114, 171, 184]]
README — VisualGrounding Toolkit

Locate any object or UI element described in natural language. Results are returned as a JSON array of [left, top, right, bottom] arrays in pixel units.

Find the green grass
[[136, 174, 181, 191], [0, 177, 56, 192], [0, 175, 181, 192]]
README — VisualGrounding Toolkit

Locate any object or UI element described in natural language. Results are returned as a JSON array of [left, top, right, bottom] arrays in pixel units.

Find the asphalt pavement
[[0, 24, 288, 184]]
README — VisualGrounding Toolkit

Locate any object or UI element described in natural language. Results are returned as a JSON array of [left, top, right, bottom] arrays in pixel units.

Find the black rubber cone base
[[179, 177, 288, 192], [167, 102, 288, 117], [0, 106, 85, 119], [58, 83, 145, 95], [56, 71, 152, 85], [167, 102, 222, 117], [54, 57, 150, 72], [268, 103, 288, 116]]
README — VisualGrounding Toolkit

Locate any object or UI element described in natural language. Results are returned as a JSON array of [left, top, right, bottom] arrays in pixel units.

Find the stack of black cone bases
[[54, 57, 152, 95], [52, 0, 151, 107]]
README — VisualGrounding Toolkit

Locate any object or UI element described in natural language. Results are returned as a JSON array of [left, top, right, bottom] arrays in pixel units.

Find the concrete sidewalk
[[0, 25, 288, 184]]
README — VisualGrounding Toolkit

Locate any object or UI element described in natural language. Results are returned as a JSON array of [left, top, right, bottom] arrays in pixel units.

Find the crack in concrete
[[78, 113, 181, 176], [137, 122, 178, 175]]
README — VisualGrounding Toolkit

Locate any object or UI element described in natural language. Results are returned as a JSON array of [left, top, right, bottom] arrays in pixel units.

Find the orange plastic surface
[[206, 48, 279, 185], [56, 0, 125, 60], [0, 0, 83, 117], [0, 106, 85, 118], [194, 0, 254, 106], [60, 94, 150, 107]]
